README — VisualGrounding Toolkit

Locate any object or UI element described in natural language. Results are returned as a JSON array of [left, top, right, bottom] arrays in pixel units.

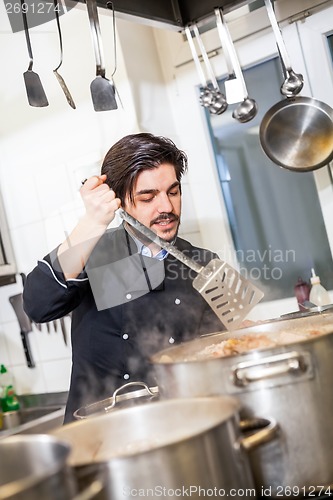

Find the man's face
[[123, 163, 181, 242]]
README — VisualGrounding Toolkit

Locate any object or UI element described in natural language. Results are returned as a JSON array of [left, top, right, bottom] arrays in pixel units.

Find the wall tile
[[11, 363, 47, 395], [33, 318, 72, 362], [34, 163, 74, 219], [10, 221, 48, 273], [42, 358, 72, 393], [0, 165, 43, 230], [0, 331, 10, 365]]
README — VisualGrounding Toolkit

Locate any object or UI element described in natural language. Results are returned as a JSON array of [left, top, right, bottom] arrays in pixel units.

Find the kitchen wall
[[0, 1, 332, 396], [0, 2, 208, 395]]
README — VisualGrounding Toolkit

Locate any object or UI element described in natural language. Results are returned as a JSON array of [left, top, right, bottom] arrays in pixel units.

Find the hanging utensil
[[215, 7, 257, 123], [60, 317, 68, 346], [118, 208, 264, 330], [106, 1, 123, 109], [53, 0, 76, 109], [9, 294, 35, 368], [86, 0, 117, 112], [260, 96, 333, 171], [185, 25, 214, 109], [20, 0, 48, 107], [264, 0, 303, 97], [192, 24, 227, 115], [259, 0, 333, 171]]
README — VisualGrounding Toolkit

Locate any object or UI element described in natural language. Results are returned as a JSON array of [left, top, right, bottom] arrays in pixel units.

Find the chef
[[23, 133, 223, 422]]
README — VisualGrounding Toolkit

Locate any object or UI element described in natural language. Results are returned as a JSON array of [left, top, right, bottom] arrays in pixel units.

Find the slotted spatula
[[21, 0, 48, 107], [118, 209, 264, 330]]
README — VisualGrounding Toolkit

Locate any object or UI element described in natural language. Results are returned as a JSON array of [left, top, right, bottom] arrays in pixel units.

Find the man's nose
[[157, 193, 173, 213]]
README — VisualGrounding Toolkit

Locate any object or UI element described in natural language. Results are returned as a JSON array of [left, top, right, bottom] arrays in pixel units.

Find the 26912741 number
[[5, 2, 60, 14]]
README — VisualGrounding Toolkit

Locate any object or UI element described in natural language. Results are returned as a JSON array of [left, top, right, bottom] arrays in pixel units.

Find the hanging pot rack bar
[[75, 0, 256, 30]]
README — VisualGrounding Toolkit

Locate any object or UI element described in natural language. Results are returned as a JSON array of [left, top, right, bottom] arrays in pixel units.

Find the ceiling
[[75, 0, 256, 30]]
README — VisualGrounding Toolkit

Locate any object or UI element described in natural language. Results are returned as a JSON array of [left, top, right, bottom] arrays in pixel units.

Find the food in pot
[[158, 326, 330, 363]]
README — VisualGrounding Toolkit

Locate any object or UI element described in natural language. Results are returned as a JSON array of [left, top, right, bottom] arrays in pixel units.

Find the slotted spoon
[[118, 209, 264, 330]]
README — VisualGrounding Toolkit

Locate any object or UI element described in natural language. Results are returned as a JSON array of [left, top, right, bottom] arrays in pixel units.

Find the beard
[[125, 213, 180, 246]]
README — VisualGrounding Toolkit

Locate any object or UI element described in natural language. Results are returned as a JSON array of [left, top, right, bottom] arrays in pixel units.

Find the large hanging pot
[[259, 0, 333, 172], [151, 312, 333, 494], [51, 396, 277, 499]]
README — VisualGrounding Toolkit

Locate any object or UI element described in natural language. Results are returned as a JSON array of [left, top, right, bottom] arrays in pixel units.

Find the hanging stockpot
[[259, 0, 333, 171]]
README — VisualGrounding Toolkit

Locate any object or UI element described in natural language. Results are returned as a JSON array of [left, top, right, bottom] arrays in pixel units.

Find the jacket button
[[175, 298, 181, 305], [122, 333, 129, 340], [126, 293, 132, 300], [123, 373, 130, 380], [169, 337, 175, 344]]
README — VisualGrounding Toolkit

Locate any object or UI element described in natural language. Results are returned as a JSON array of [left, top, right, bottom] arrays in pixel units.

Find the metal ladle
[[185, 26, 227, 115], [192, 24, 227, 115], [264, 0, 303, 97], [185, 26, 214, 109], [215, 7, 258, 123]]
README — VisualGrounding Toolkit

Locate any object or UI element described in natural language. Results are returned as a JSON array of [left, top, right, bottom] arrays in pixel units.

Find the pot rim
[[0, 434, 71, 497], [52, 396, 242, 465], [150, 311, 333, 365]]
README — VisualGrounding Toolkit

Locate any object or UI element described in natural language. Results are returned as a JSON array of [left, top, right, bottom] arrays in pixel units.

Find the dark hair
[[101, 133, 188, 204]]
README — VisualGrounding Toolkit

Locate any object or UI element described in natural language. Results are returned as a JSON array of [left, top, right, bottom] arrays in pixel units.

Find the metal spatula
[[118, 209, 264, 330], [86, 0, 117, 112], [21, 0, 48, 107]]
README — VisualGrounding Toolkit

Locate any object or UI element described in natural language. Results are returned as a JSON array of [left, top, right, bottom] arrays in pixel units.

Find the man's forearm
[[57, 215, 108, 279]]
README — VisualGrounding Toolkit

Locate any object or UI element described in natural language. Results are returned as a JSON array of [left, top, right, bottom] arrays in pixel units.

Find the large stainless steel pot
[[151, 312, 333, 495], [0, 434, 77, 500], [51, 396, 277, 499]]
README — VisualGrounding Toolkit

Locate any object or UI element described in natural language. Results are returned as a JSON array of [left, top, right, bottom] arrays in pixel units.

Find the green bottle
[[0, 364, 20, 412]]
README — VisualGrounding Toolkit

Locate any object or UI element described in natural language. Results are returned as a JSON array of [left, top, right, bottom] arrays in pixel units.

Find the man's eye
[[140, 197, 154, 203], [169, 190, 179, 197]]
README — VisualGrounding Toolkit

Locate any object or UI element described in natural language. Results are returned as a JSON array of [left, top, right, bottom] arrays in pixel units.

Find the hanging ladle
[[86, 0, 117, 112], [215, 7, 257, 123], [53, 0, 76, 109], [21, 0, 48, 107], [264, 0, 303, 97], [185, 25, 214, 109], [192, 24, 227, 115]]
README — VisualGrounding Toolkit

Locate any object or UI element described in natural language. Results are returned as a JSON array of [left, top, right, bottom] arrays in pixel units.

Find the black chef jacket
[[23, 224, 223, 422]]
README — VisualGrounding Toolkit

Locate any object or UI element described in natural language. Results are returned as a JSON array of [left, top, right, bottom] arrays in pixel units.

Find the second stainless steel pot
[[151, 312, 333, 494], [0, 434, 77, 500], [52, 396, 276, 499]]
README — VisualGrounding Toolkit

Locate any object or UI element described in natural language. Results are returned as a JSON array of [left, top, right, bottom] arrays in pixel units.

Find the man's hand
[[80, 175, 121, 229], [57, 175, 121, 279]]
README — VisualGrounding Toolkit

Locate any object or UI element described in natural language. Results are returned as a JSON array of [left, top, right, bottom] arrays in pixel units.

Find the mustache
[[150, 213, 179, 225]]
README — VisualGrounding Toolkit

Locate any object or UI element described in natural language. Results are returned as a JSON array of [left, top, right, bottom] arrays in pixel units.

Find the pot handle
[[239, 416, 279, 451], [104, 382, 158, 411], [73, 478, 104, 500], [232, 351, 309, 387]]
